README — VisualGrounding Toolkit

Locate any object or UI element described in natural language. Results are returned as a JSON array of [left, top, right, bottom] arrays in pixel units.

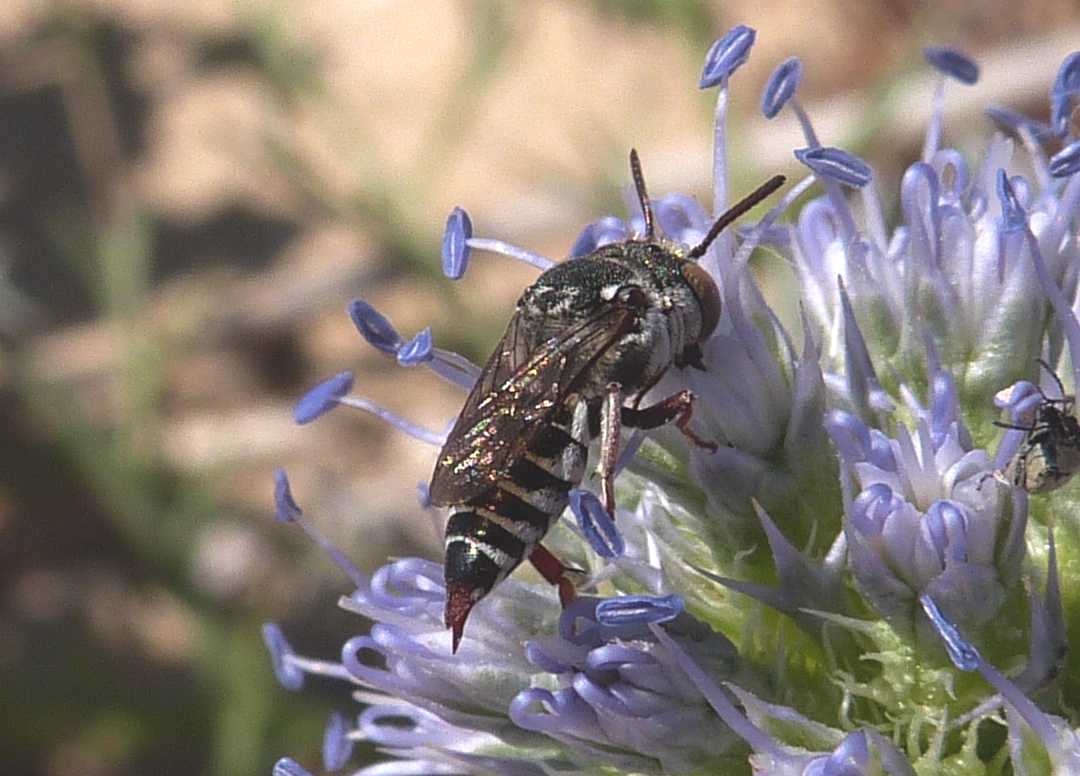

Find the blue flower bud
[[761, 57, 802, 119], [294, 371, 353, 424], [1049, 138, 1080, 178], [923, 46, 979, 85], [273, 468, 303, 523], [441, 207, 472, 280], [568, 489, 624, 558], [699, 25, 755, 89], [795, 146, 872, 188], [595, 594, 683, 626], [348, 299, 402, 354], [396, 327, 433, 366]]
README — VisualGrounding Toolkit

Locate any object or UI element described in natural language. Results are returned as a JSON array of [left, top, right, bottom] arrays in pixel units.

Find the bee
[[429, 150, 784, 651], [996, 359, 1080, 493]]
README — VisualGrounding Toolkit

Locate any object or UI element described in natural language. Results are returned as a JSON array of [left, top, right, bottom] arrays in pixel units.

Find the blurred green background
[[2, 2, 1078, 774]]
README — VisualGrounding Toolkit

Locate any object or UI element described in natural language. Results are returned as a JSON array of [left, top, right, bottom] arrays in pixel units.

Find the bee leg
[[597, 382, 624, 516], [528, 544, 578, 607], [623, 389, 718, 453]]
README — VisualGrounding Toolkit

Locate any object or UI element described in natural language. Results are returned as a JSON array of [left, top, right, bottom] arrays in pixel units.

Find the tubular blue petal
[[918, 594, 980, 670], [322, 711, 353, 771], [595, 594, 683, 626], [294, 371, 354, 424], [396, 327, 434, 366], [348, 299, 402, 355], [568, 489, 624, 558], [795, 146, 872, 188], [923, 46, 979, 84], [1050, 51, 1080, 136], [263, 623, 306, 691], [824, 410, 872, 463], [761, 57, 802, 119], [922, 501, 969, 566], [274, 758, 315, 776], [848, 484, 901, 538], [699, 25, 756, 88], [1049, 139, 1080, 178], [441, 207, 473, 279], [273, 468, 303, 523]]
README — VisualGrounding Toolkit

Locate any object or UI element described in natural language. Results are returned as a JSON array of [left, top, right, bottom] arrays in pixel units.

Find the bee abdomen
[[444, 517, 512, 594], [443, 401, 590, 596]]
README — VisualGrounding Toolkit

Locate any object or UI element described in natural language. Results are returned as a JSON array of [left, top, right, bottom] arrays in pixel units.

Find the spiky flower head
[[266, 30, 1080, 776]]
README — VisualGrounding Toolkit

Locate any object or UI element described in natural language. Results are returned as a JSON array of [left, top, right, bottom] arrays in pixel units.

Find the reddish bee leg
[[596, 382, 624, 517], [622, 389, 718, 453], [528, 544, 577, 606]]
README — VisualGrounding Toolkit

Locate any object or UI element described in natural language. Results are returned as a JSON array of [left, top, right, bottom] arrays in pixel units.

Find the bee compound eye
[[680, 262, 721, 338]]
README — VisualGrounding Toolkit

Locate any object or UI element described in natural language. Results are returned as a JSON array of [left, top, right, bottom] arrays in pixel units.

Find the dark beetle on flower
[[428, 149, 784, 651]]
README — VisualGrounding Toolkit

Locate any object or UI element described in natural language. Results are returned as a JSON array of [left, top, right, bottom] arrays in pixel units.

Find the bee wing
[[428, 304, 633, 505]]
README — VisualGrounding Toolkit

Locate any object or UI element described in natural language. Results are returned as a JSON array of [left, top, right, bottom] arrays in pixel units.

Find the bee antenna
[[688, 174, 787, 260], [629, 149, 655, 240]]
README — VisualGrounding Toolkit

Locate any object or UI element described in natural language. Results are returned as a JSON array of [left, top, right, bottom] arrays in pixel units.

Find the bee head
[[627, 148, 781, 343]]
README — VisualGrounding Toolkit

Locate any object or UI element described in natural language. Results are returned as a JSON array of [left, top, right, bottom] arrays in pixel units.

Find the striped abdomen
[[443, 400, 590, 598]]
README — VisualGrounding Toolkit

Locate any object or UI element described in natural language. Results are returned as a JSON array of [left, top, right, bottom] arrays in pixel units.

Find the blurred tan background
[[2, 2, 1078, 774]]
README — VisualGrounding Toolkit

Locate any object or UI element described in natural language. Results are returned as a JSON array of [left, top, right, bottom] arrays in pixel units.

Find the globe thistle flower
[[266, 30, 1080, 775]]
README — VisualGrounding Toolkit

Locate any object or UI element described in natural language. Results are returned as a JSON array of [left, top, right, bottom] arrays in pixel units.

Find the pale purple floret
[[513, 597, 747, 772]]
